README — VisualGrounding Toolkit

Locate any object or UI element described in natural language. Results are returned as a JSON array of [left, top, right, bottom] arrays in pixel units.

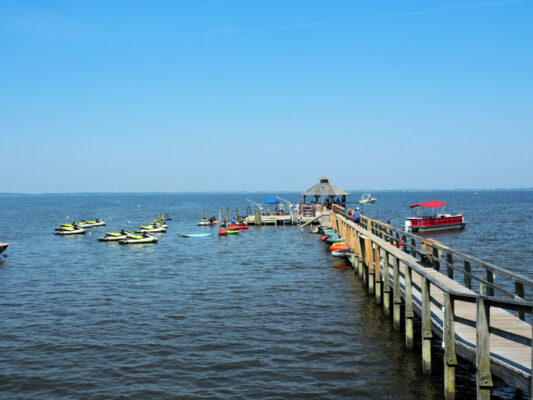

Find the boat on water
[[135, 224, 167, 233], [405, 201, 466, 233], [98, 229, 130, 241], [359, 194, 376, 204], [78, 219, 106, 228], [0, 243, 9, 257], [119, 233, 158, 244], [55, 226, 86, 235]]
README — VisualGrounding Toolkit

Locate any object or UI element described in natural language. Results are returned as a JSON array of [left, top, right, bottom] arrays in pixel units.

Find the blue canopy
[[264, 198, 280, 204]]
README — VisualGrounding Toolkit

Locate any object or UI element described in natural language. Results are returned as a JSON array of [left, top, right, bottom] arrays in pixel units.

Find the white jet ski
[[119, 233, 158, 244], [135, 224, 167, 233], [98, 229, 130, 241], [55, 225, 86, 235], [78, 219, 106, 228]]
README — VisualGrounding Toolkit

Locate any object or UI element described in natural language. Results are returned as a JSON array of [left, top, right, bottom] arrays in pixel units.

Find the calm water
[[0, 191, 531, 399]]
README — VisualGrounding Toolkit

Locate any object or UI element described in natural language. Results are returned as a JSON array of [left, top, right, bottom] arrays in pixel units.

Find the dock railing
[[324, 208, 533, 399]]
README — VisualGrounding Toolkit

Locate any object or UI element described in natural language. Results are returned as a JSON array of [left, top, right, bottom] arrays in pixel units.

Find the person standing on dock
[[353, 207, 360, 225]]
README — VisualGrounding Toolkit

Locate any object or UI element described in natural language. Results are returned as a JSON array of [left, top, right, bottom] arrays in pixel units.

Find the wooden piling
[[393, 257, 401, 331], [219, 208, 222, 225], [374, 245, 382, 304], [447, 253, 454, 280], [382, 249, 391, 317], [476, 297, 493, 399], [422, 276, 432, 373], [255, 209, 261, 226], [366, 239, 374, 295], [444, 293, 457, 400], [405, 265, 414, 350]]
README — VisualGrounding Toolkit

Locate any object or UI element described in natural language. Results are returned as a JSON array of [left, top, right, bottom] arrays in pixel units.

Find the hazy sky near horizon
[[1, 0, 532, 193]]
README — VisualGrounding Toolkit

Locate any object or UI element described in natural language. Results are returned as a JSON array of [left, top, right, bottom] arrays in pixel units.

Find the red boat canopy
[[409, 201, 446, 209]]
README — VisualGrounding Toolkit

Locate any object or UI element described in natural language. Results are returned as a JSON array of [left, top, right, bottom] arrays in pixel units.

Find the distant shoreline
[[1, 188, 532, 196]]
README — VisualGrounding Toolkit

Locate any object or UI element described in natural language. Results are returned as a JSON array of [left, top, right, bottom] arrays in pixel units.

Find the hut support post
[[374, 245, 382, 305]]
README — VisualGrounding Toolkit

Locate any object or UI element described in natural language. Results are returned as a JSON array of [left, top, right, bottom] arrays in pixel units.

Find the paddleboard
[[181, 233, 213, 237]]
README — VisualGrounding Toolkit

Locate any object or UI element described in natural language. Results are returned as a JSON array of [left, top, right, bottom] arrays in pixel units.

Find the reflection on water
[[0, 191, 530, 399]]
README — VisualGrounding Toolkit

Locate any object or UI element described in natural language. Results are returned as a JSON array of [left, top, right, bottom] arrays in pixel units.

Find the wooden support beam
[[405, 264, 414, 350], [422, 276, 432, 374], [393, 257, 401, 331], [444, 293, 457, 400], [476, 297, 493, 399], [254, 209, 261, 226], [382, 249, 391, 317], [433, 247, 441, 271]]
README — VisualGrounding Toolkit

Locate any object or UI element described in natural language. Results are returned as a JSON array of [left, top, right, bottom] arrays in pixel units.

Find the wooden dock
[[312, 208, 533, 399]]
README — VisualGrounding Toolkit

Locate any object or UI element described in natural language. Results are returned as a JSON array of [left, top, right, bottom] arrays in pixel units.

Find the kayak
[[181, 233, 213, 237], [218, 229, 227, 235], [228, 225, 249, 230], [119, 234, 158, 244], [98, 231, 130, 241], [226, 230, 240, 235], [326, 236, 345, 243], [330, 243, 349, 251], [55, 228, 85, 235], [321, 234, 337, 241]]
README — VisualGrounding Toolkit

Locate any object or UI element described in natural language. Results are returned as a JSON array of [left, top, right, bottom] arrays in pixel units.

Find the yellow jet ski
[[135, 224, 167, 233], [98, 229, 130, 242], [55, 224, 86, 235], [119, 232, 158, 244], [78, 219, 106, 228]]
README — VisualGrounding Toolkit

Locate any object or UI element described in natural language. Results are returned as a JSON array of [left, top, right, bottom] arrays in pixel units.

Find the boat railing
[[360, 214, 533, 314]]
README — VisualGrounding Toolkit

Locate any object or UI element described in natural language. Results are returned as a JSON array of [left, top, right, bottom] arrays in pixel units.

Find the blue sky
[[1, 0, 531, 193]]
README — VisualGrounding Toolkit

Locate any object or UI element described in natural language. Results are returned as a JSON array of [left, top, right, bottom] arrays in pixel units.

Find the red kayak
[[330, 243, 349, 251], [228, 224, 249, 230], [218, 229, 227, 236]]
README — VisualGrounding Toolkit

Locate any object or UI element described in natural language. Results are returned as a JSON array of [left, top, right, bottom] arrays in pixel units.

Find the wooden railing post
[[382, 249, 391, 317], [433, 247, 441, 271], [422, 276, 432, 373], [515, 282, 525, 321], [447, 253, 454, 280], [486, 270, 495, 297], [476, 297, 493, 399], [359, 235, 366, 280], [464, 261, 472, 289], [374, 245, 382, 305], [393, 257, 401, 331], [366, 239, 374, 295], [405, 265, 414, 350], [444, 293, 457, 399]]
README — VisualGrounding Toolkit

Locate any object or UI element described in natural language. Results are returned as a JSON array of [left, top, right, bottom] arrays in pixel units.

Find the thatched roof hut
[[301, 177, 350, 204]]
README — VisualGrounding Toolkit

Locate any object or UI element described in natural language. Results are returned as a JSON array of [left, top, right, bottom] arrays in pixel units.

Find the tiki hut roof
[[301, 177, 351, 197]]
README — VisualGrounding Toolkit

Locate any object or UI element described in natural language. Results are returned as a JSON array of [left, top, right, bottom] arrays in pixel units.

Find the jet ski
[[98, 229, 130, 241], [55, 225, 86, 235], [331, 250, 352, 258], [135, 224, 167, 233], [119, 233, 158, 244], [198, 219, 210, 226], [78, 219, 106, 228], [55, 221, 77, 231]]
